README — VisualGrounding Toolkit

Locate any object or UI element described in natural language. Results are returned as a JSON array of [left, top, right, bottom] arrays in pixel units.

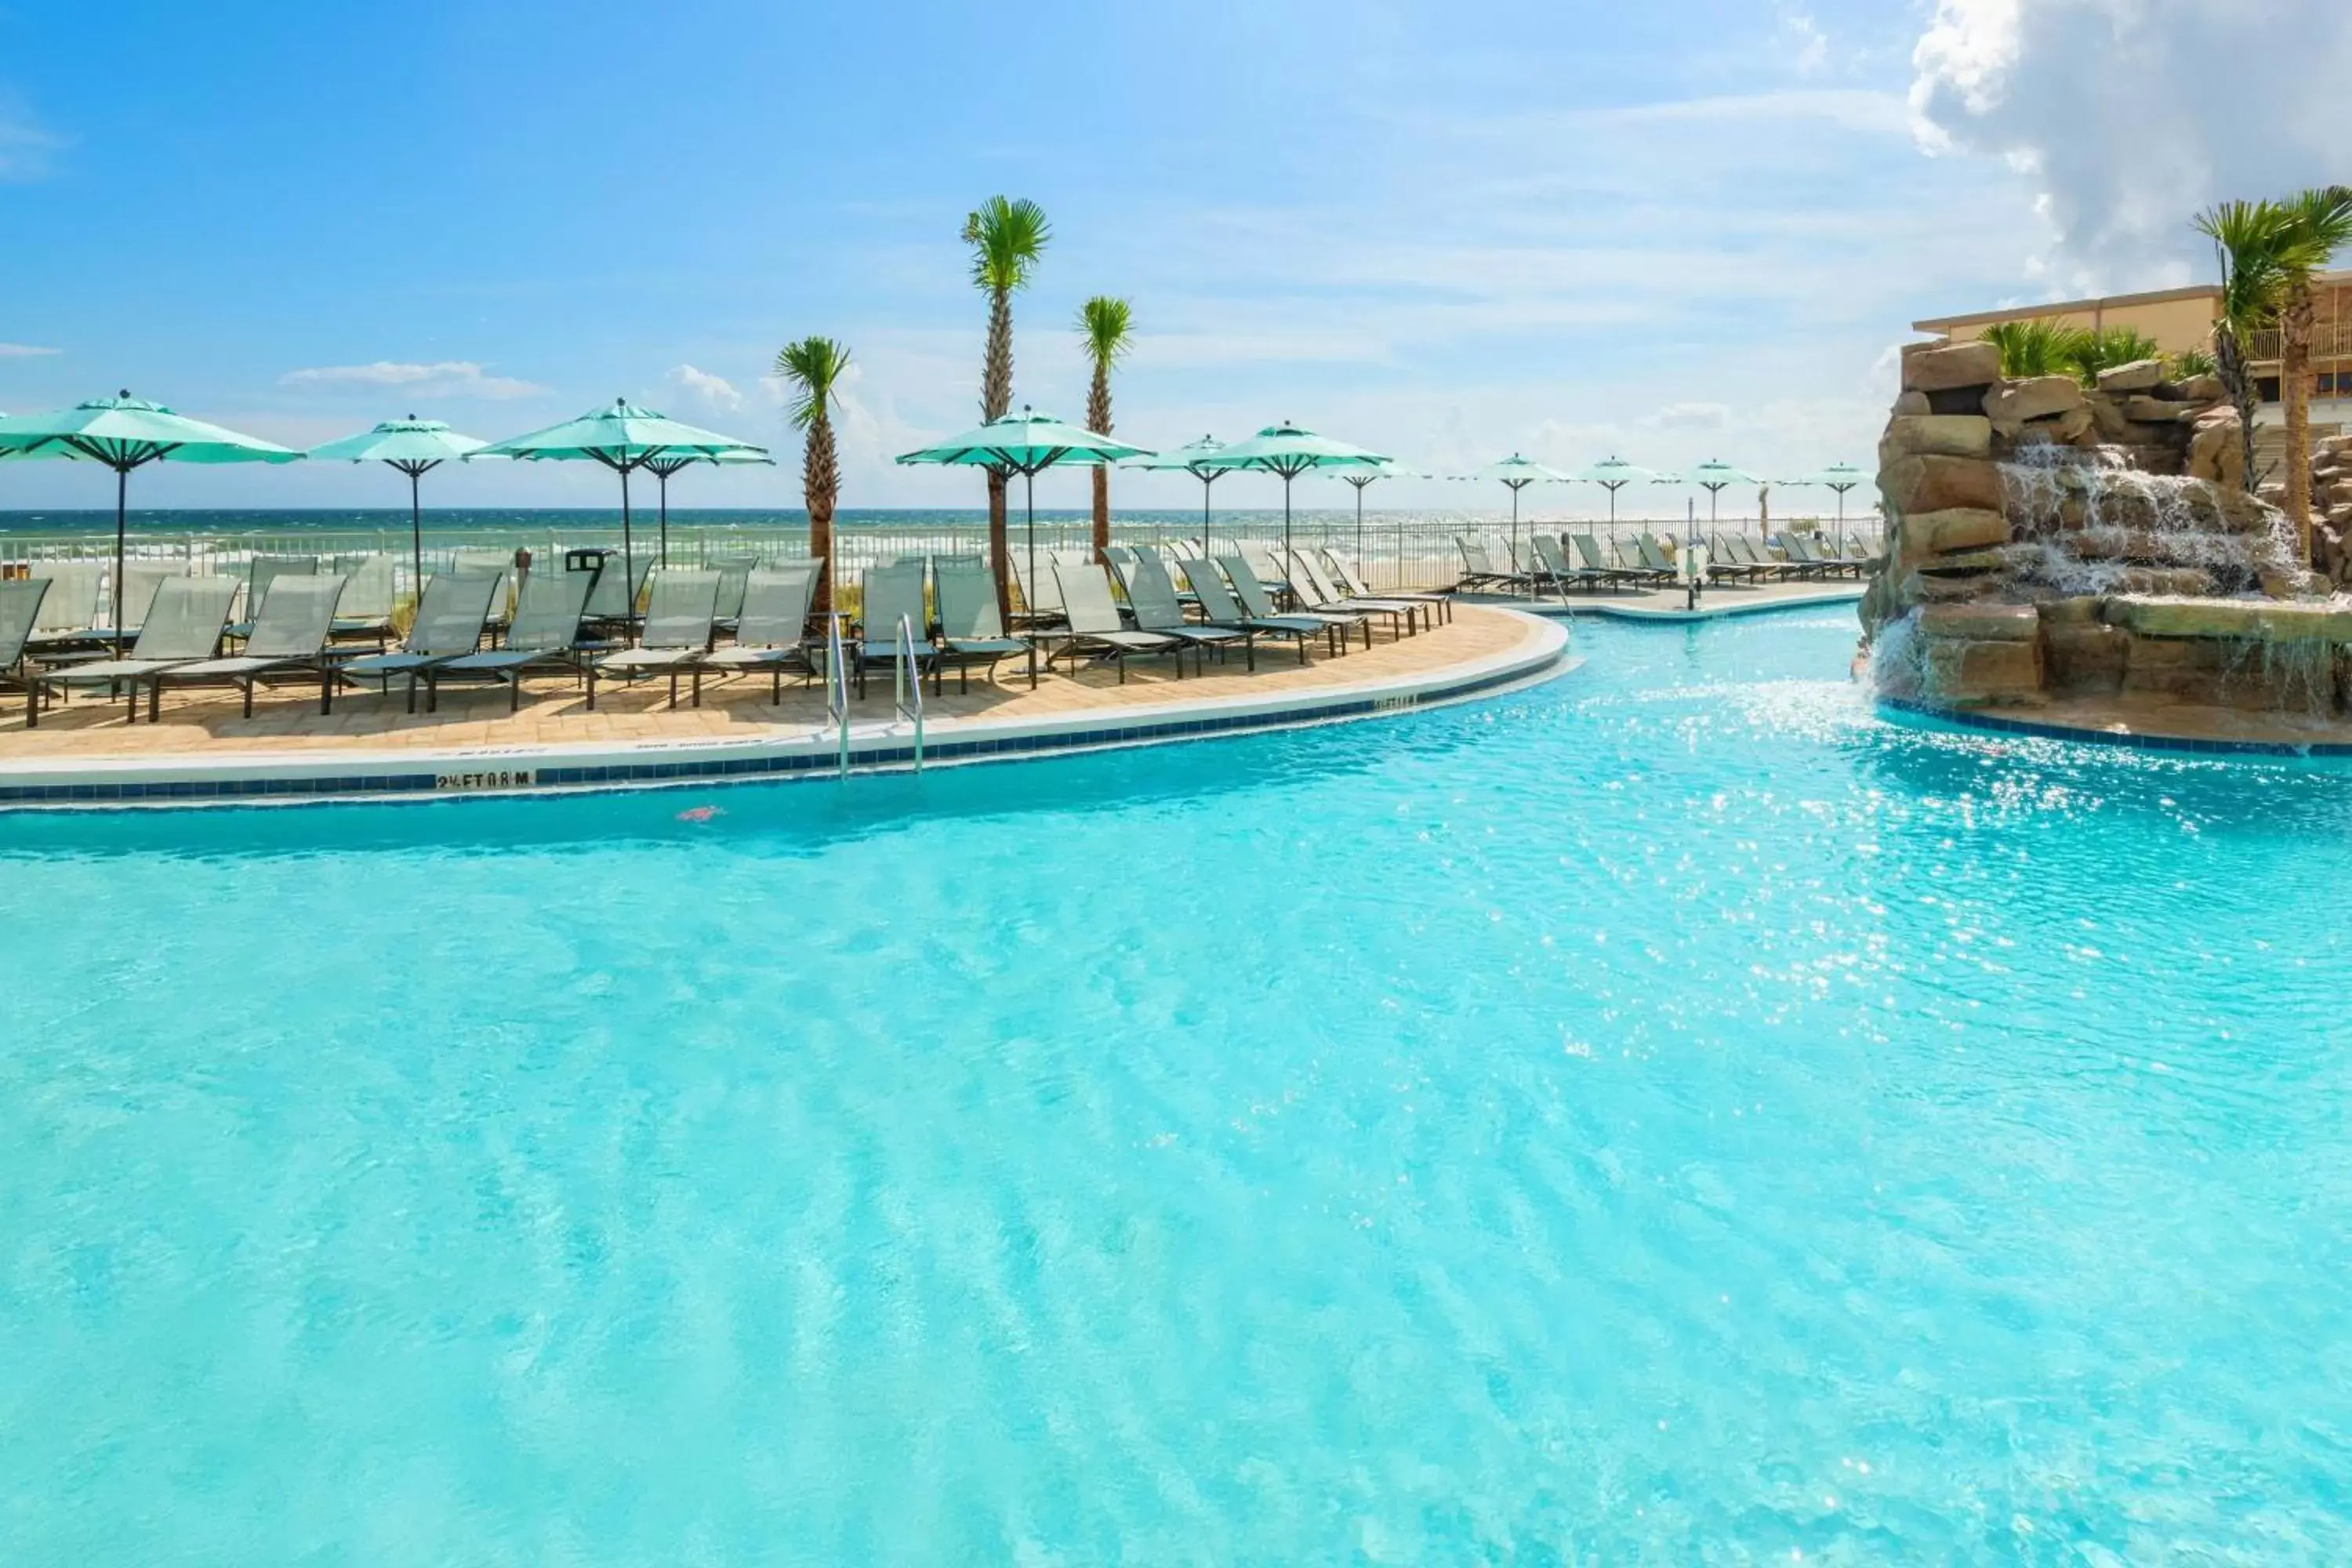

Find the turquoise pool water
[[5, 612, 2350, 1563]]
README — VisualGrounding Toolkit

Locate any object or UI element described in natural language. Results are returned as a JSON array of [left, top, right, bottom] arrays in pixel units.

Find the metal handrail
[[892, 612, 924, 773], [824, 610, 850, 779]]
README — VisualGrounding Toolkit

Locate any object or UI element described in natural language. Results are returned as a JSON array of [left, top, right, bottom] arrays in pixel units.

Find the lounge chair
[[579, 551, 654, 632], [423, 568, 596, 713], [150, 573, 349, 719], [338, 571, 502, 712], [855, 561, 935, 699], [1530, 534, 1606, 596], [1044, 561, 1182, 683], [700, 562, 820, 702], [226, 554, 318, 641], [1221, 553, 1368, 650], [1568, 533, 1642, 591], [23, 561, 101, 655], [708, 553, 760, 632], [1455, 536, 1530, 593], [329, 553, 397, 646], [1324, 548, 1453, 623], [1112, 550, 1252, 672], [1287, 548, 1422, 635], [0, 578, 52, 724], [85, 559, 191, 647], [1178, 556, 1331, 663], [450, 549, 518, 634], [933, 559, 1033, 692], [1008, 550, 1065, 627], [592, 568, 721, 710], [34, 575, 238, 724], [1610, 536, 1676, 587]]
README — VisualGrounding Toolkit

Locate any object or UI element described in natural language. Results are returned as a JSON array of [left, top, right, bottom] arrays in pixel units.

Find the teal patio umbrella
[[469, 398, 768, 616], [308, 416, 486, 599], [1122, 434, 1230, 554], [1194, 422, 1389, 571], [0, 391, 302, 637], [1331, 460, 1424, 584], [1572, 456, 1666, 528], [1778, 462, 1867, 553], [643, 446, 776, 564], [898, 407, 1153, 671], [1461, 453, 1571, 579], [1686, 459, 1765, 546]]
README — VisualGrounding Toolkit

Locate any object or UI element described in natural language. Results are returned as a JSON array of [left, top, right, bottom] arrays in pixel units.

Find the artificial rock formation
[[1862, 348, 2343, 716]]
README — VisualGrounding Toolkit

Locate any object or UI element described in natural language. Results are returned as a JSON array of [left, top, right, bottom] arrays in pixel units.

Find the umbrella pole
[[619, 465, 636, 633], [1836, 488, 1846, 555], [658, 469, 669, 566], [1282, 471, 1294, 603], [114, 465, 128, 641], [1201, 473, 1212, 557], [409, 466, 423, 612], [1511, 483, 1523, 599], [1025, 468, 1039, 689]]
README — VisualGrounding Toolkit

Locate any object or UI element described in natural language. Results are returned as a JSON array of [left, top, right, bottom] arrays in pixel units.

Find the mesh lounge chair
[[708, 553, 760, 631], [90, 560, 191, 644], [36, 575, 238, 724], [339, 570, 503, 712], [0, 578, 53, 725], [1569, 533, 1644, 591], [934, 560, 1032, 692], [855, 561, 935, 699], [1112, 550, 1252, 672], [1044, 561, 1182, 683], [151, 573, 349, 719], [1009, 550, 1067, 626], [450, 549, 518, 633], [227, 554, 318, 641], [1178, 556, 1329, 664], [1287, 548, 1423, 635], [24, 561, 101, 653], [1222, 553, 1368, 650], [1530, 534, 1606, 596], [1610, 536, 1676, 587], [329, 553, 397, 645], [1455, 536, 1529, 593], [593, 568, 721, 710], [701, 562, 819, 702], [423, 568, 596, 713], [1325, 547, 1453, 623]]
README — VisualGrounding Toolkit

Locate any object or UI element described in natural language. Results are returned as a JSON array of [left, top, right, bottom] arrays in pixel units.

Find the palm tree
[[2194, 198, 2290, 497], [2063, 326, 2161, 387], [772, 335, 851, 615], [1076, 296, 1133, 561], [964, 196, 1051, 619], [1980, 318, 2085, 379], [2275, 186, 2352, 550]]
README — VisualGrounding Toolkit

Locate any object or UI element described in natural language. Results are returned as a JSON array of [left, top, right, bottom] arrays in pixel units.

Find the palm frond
[[2168, 345, 2218, 379], [2194, 198, 2292, 327], [1980, 318, 2087, 379], [771, 336, 853, 430], [1077, 296, 1134, 368], [965, 195, 1052, 293]]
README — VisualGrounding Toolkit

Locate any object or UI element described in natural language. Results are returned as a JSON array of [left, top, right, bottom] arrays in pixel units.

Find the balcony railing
[[2245, 325, 2352, 364]]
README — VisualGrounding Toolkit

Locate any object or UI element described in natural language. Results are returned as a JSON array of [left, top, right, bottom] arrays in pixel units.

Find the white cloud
[[1646, 401, 1733, 431], [1777, 5, 1833, 75], [278, 360, 546, 400], [666, 362, 743, 412], [0, 102, 64, 183], [1909, 0, 2352, 285], [0, 342, 60, 358]]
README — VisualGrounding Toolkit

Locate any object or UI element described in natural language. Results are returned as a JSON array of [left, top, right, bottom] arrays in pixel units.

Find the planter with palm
[[2193, 198, 2288, 498], [1077, 296, 1133, 562], [773, 335, 851, 616], [2275, 187, 2352, 552], [964, 196, 1051, 619]]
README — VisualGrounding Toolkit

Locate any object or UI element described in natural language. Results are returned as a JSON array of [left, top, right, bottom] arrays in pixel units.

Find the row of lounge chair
[[1457, 531, 1875, 596], [0, 536, 1461, 727]]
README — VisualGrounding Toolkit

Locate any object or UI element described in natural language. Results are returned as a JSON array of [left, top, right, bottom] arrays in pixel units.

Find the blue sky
[[0, 0, 2335, 514]]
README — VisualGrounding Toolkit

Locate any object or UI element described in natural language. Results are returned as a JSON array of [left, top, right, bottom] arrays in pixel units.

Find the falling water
[[1992, 443, 2299, 600]]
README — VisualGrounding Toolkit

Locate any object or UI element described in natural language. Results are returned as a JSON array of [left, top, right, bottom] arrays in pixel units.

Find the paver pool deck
[[0, 604, 1572, 806]]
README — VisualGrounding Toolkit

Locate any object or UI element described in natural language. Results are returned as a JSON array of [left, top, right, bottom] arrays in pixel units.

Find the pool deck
[[0, 604, 1573, 807], [1461, 579, 1864, 622]]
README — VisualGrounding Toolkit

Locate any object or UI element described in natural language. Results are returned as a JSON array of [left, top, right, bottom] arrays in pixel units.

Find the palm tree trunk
[[2285, 285, 2315, 557], [806, 412, 839, 616], [1088, 365, 1112, 563], [2214, 323, 2260, 494], [982, 289, 1015, 622]]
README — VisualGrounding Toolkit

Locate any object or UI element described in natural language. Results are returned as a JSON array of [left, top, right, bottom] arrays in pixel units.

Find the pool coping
[[0, 611, 1576, 810], [1877, 693, 2352, 759], [1461, 586, 1863, 622]]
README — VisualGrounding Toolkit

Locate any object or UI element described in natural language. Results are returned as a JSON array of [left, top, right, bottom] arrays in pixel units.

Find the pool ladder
[[891, 613, 924, 773], [824, 611, 851, 779]]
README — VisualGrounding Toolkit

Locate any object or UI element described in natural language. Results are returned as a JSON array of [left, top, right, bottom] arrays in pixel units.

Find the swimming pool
[[5, 611, 2348, 1562]]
